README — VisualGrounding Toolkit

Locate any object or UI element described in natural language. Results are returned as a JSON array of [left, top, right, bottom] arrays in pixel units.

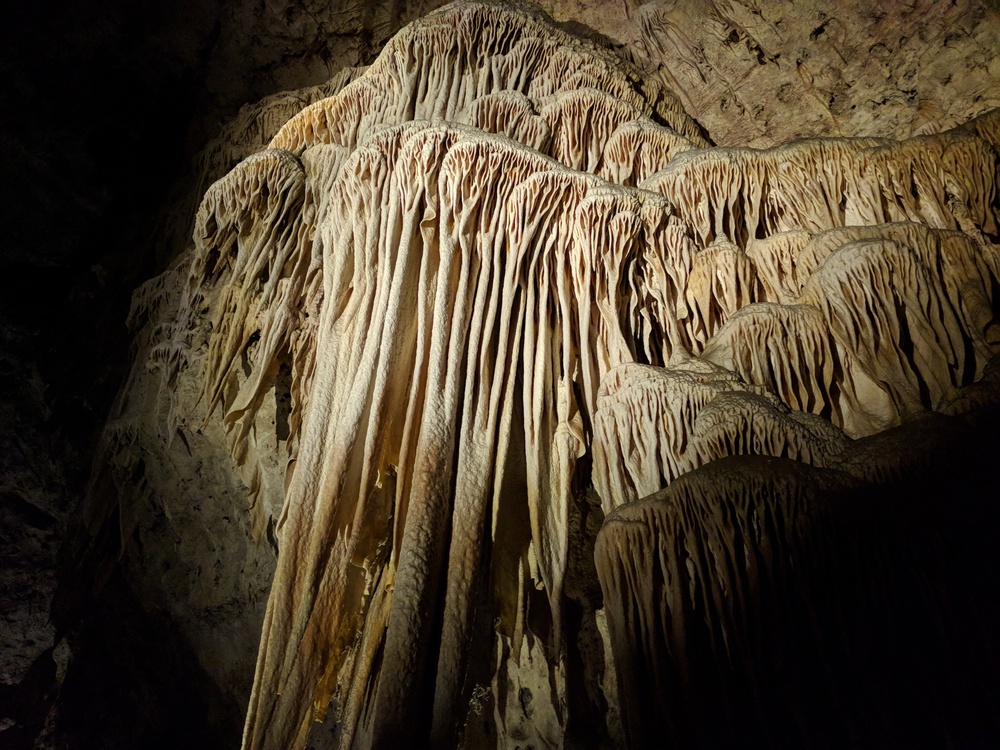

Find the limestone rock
[[631, 0, 1000, 146], [90, 1, 1000, 748]]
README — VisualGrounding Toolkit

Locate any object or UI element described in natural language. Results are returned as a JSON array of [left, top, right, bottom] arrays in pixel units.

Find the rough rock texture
[[0, 336, 72, 747], [630, 0, 1000, 146], [6, 0, 1000, 749]]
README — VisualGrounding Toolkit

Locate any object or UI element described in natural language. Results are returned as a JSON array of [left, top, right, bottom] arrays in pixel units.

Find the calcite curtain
[[97, 1, 1000, 747]]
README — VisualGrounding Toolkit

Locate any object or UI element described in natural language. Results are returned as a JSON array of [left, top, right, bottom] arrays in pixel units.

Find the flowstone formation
[[93, 1, 1000, 747]]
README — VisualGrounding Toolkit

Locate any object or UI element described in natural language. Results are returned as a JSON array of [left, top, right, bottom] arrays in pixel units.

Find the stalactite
[[95, 1, 1000, 748]]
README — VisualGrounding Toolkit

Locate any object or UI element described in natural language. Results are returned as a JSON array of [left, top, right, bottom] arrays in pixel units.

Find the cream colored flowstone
[[105, 1, 1000, 747]]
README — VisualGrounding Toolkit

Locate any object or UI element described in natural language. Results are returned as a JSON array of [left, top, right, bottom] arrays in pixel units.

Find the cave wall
[[2, 1, 1000, 748]]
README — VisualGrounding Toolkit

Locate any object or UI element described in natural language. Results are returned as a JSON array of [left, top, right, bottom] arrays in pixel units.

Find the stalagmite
[[94, 1, 1000, 748]]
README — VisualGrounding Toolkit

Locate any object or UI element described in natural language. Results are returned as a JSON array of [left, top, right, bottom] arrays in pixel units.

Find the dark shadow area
[[599, 405, 1000, 749], [52, 567, 240, 750]]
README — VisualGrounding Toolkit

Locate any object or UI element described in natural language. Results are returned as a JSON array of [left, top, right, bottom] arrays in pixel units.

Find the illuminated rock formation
[[93, 1, 1000, 748]]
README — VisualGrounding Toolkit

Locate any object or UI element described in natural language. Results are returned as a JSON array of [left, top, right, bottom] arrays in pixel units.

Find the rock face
[[85, 1, 1000, 749], [627, 0, 1000, 146]]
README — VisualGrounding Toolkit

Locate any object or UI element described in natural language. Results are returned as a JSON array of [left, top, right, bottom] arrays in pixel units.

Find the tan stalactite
[[99, 1, 1000, 748], [458, 90, 553, 151], [229, 115, 710, 746], [186, 150, 310, 542], [594, 455, 880, 748], [599, 117, 697, 187], [642, 131, 998, 248], [268, 1, 707, 156], [538, 88, 647, 174], [590, 361, 850, 515], [801, 241, 962, 411]]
